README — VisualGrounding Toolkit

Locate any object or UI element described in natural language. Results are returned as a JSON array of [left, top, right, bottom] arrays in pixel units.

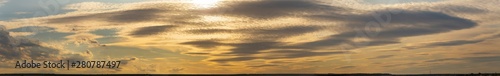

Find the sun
[[191, 0, 221, 9]]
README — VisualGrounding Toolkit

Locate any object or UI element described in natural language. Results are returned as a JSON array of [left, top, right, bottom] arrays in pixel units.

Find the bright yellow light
[[191, 0, 220, 9]]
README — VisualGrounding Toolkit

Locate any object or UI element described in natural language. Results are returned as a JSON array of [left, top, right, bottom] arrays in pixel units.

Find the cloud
[[382, 62, 418, 67], [185, 25, 322, 40], [0, 0, 6, 7], [129, 25, 177, 37], [206, 49, 346, 63], [469, 52, 495, 55], [168, 68, 184, 73], [0, 26, 91, 62], [1, 0, 495, 73], [247, 26, 322, 39], [247, 64, 279, 68], [367, 55, 395, 59], [425, 58, 461, 63], [181, 40, 224, 49], [118, 57, 137, 65], [298, 10, 478, 50], [8, 26, 55, 32], [335, 66, 356, 69], [176, 0, 479, 64], [405, 33, 500, 49], [425, 56, 500, 63], [433, 5, 487, 14], [210, 0, 350, 19], [463, 56, 500, 63], [407, 40, 484, 49], [46, 8, 167, 24]]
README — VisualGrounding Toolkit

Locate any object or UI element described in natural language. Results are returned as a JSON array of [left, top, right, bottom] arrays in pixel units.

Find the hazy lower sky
[[0, 0, 499, 74]]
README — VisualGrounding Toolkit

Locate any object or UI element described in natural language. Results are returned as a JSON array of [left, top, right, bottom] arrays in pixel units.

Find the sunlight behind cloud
[[191, 0, 221, 9]]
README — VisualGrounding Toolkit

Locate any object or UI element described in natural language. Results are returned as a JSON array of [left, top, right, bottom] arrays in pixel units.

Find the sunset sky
[[0, 0, 499, 74]]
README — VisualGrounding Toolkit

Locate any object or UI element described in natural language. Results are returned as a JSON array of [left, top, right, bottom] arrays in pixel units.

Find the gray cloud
[[8, 26, 74, 42], [382, 62, 418, 67], [335, 66, 356, 69], [428, 40, 484, 46], [182, 52, 211, 55], [425, 56, 500, 63], [0, 27, 91, 61], [207, 49, 345, 63], [405, 33, 500, 49], [209, 0, 350, 19], [463, 56, 500, 63], [185, 29, 234, 34], [186, 25, 322, 40], [183, 9, 478, 63], [129, 25, 176, 37], [46, 8, 167, 24], [106, 8, 164, 23], [248, 26, 322, 39], [414, 40, 484, 49], [168, 68, 184, 73], [225, 41, 283, 55], [247, 64, 279, 68], [182, 40, 285, 55], [298, 10, 477, 50], [179, 0, 480, 64], [469, 52, 495, 55], [181, 40, 225, 49], [8, 26, 55, 32], [425, 58, 461, 63], [367, 55, 395, 59]]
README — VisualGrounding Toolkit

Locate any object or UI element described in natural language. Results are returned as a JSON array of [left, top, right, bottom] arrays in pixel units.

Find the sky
[[0, 0, 499, 74]]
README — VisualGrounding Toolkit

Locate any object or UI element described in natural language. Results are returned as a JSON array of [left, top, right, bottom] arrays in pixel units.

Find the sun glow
[[191, 0, 221, 9]]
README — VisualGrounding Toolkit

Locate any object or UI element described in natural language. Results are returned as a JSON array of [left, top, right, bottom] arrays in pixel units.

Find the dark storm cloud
[[129, 25, 176, 37], [46, 8, 166, 24]]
